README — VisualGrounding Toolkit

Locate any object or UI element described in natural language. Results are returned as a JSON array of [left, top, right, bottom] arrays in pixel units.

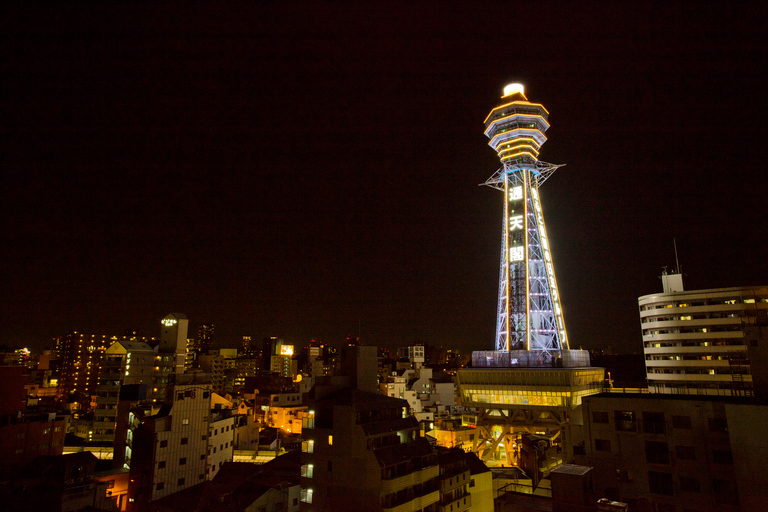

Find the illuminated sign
[[531, 188, 565, 340], [280, 345, 294, 356], [509, 246, 524, 262], [508, 215, 524, 231], [161, 319, 177, 326]]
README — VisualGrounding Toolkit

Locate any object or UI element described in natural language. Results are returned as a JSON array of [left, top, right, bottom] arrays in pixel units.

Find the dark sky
[[3, 2, 767, 354]]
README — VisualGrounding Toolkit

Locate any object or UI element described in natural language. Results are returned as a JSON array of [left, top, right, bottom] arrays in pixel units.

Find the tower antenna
[[673, 238, 681, 275]]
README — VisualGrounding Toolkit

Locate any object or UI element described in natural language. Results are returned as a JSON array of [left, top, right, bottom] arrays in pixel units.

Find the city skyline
[[3, 3, 767, 354]]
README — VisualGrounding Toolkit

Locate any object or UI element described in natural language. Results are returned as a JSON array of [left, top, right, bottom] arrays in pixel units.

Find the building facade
[[125, 376, 211, 509], [300, 388, 440, 512], [639, 283, 768, 396], [93, 340, 154, 444], [575, 393, 767, 512]]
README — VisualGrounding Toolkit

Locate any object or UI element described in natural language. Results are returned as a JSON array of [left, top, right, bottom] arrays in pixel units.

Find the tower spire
[[483, 84, 568, 353]]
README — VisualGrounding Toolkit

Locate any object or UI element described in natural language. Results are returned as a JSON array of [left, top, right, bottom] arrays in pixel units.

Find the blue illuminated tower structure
[[457, 84, 602, 466], [483, 83, 568, 355]]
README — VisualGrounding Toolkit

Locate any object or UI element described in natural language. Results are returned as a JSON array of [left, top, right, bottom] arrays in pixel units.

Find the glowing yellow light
[[483, 101, 550, 124], [488, 129, 548, 148], [484, 114, 550, 137], [503, 83, 525, 97]]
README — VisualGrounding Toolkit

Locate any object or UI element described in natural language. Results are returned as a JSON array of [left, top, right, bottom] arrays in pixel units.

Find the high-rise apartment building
[[93, 340, 154, 444], [639, 279, 768, 397], [56, 332, 110, 406], [198, 323, 214, 355], [153, 313, 188, 402]]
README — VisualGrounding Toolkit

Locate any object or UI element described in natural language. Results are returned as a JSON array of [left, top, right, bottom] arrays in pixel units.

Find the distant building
[[639, 280, 768, 397], [93, 340, 154, 444], [197, 323, 214, 355], [55, 332, 110, 405], [199, 348, 238, 393], [0, 365, 66, 478]]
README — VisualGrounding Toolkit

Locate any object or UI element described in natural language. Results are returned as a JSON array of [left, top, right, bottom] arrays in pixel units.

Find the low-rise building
[[300, 387, 440, 511]]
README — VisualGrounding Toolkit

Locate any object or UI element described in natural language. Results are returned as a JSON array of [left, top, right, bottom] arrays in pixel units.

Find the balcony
[[439, 493, 470, 512], [382, 490, 439, 512], [439, 469, 469, 494], [381, 465, 439, 494]]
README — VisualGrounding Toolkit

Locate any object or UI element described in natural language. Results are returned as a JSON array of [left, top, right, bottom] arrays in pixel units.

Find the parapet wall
[[471, 349, 590, 369]]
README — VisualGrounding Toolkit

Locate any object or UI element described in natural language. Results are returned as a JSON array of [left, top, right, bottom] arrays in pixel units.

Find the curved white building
[[639, 283, 768, 396]]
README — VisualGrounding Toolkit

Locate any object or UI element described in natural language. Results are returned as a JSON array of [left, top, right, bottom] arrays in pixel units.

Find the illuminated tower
[[483, 83, 568, 354], [457, 85, 602, 466]]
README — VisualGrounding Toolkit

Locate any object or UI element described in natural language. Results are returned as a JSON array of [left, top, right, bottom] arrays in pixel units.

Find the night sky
[[3, 2, 767, 354]]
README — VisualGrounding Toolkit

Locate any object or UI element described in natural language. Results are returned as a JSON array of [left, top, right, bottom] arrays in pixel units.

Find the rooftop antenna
[[662, 239, 685, 293]]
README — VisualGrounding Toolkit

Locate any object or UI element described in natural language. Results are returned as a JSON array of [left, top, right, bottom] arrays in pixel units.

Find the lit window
[[328, 435, 333, 446]]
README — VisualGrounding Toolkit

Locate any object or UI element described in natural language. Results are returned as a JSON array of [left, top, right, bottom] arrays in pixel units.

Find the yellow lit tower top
[[482, 84, 569, 357]]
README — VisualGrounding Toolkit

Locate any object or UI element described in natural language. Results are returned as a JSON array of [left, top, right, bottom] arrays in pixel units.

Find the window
[[178, 478, 185, 486], [646, 441, 670, 464], [182, 418, 189, 426], [156, 482, 164, 491], [648, 471, 674, 495], [617, 469, 633, 482], [328, 435, 333, 445], [301, 489, 313, 503], [328, 461, 332, 472], [642, 412, 666, 434], [672, 415, 692, 429], [301, 464, 314, 478], [679, 476, 700, 492], [302, 440, 314, 453], [712, 449, 733, 464], [181, 437, 188, 445], [160, 440, 168, 448], [675, 445, 696, 461], [179, 457, 186, 465], [614, 411, 636, 432], [592, 411, 609, 424], [595, 439, 611, 452], [713, 479, 739, 505], [158, 461, 166, 469]]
